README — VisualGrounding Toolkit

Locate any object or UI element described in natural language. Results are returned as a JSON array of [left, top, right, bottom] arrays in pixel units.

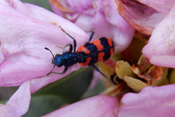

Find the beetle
[[45, 26, 114, 76]]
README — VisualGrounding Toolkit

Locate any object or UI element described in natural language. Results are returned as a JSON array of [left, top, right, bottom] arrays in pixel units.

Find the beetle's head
[[45, 47, 58, 75], [52, 54, 63, 67]]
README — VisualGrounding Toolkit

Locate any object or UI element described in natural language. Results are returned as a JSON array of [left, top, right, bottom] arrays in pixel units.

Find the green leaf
[[0, 87, 18, 101], [23, 95, 69, 117], [0, 100, 7, 104], [82, 79, 106, 99], [21, 0, 52, 11], [33, 68, 93, 102]]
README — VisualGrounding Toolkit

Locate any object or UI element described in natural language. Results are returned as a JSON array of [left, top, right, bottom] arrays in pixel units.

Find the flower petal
[[142, 5, 175, 67], [115, 0, 166, 35], [50, 0, 134, 52], [0, 81, 31, 117], [119, 85, 175, 117], [137, 0, 175, 13], [0, 0, 88, 86], [43, 95, 118, 117]]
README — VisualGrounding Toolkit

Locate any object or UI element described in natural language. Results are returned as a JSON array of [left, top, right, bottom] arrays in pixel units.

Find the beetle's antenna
[[45, 47, 56, 76], [45, 47, 54, 58], [46, 64, 56, 76]]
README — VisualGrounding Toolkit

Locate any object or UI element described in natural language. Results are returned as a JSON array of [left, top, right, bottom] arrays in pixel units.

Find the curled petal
[[115, 0, 167, 35], [43, 95, 118, 117], [137, 0, 175, 13], [142, 5, 175, 67], [119, 85, 175, 116]]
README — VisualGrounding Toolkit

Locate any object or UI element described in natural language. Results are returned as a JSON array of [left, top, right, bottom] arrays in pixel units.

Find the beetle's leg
[[59, 26, 77, 52], [57, 44, 73, 52], [46, 64, 56, 76], [88, 31, 94, 42], [47, 66, 68, 76], [92, 65, 108, 78], [53, 66, 68, 74], [67, 44, 73, 52], [92, 65, 122, 85]]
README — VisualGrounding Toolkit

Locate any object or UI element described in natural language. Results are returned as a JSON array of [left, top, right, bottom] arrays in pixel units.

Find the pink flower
[[0, 0, 122, 116], [41, 85, 175, 117], [43, 1, 175, 117], [2, 0, 175, 116], [119, 84, 175, 117], [3, 82, 175, 116], [49, 0, 134, 52], [0, 0, 90, 115], [43, 95, 118, 117], [0, 0, 88, 88], [115, 0, 175, 67], [142, 5, 175, 67]]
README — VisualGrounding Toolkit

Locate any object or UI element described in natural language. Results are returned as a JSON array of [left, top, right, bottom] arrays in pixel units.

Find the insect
[[45, 27, 114, 76]]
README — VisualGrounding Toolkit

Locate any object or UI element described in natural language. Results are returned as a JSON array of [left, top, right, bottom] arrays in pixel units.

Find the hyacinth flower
[[1, 0, 175, 117]]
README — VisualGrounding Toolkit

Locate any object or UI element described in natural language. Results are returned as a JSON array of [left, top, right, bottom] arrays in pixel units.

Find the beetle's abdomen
[[77, 37, 114, 66]]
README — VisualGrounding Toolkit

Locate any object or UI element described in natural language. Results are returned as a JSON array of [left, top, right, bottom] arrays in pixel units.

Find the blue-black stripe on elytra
[[84, 43, 98, 65], [77, 52, 87, 63], [99, 37, 111, 61]]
